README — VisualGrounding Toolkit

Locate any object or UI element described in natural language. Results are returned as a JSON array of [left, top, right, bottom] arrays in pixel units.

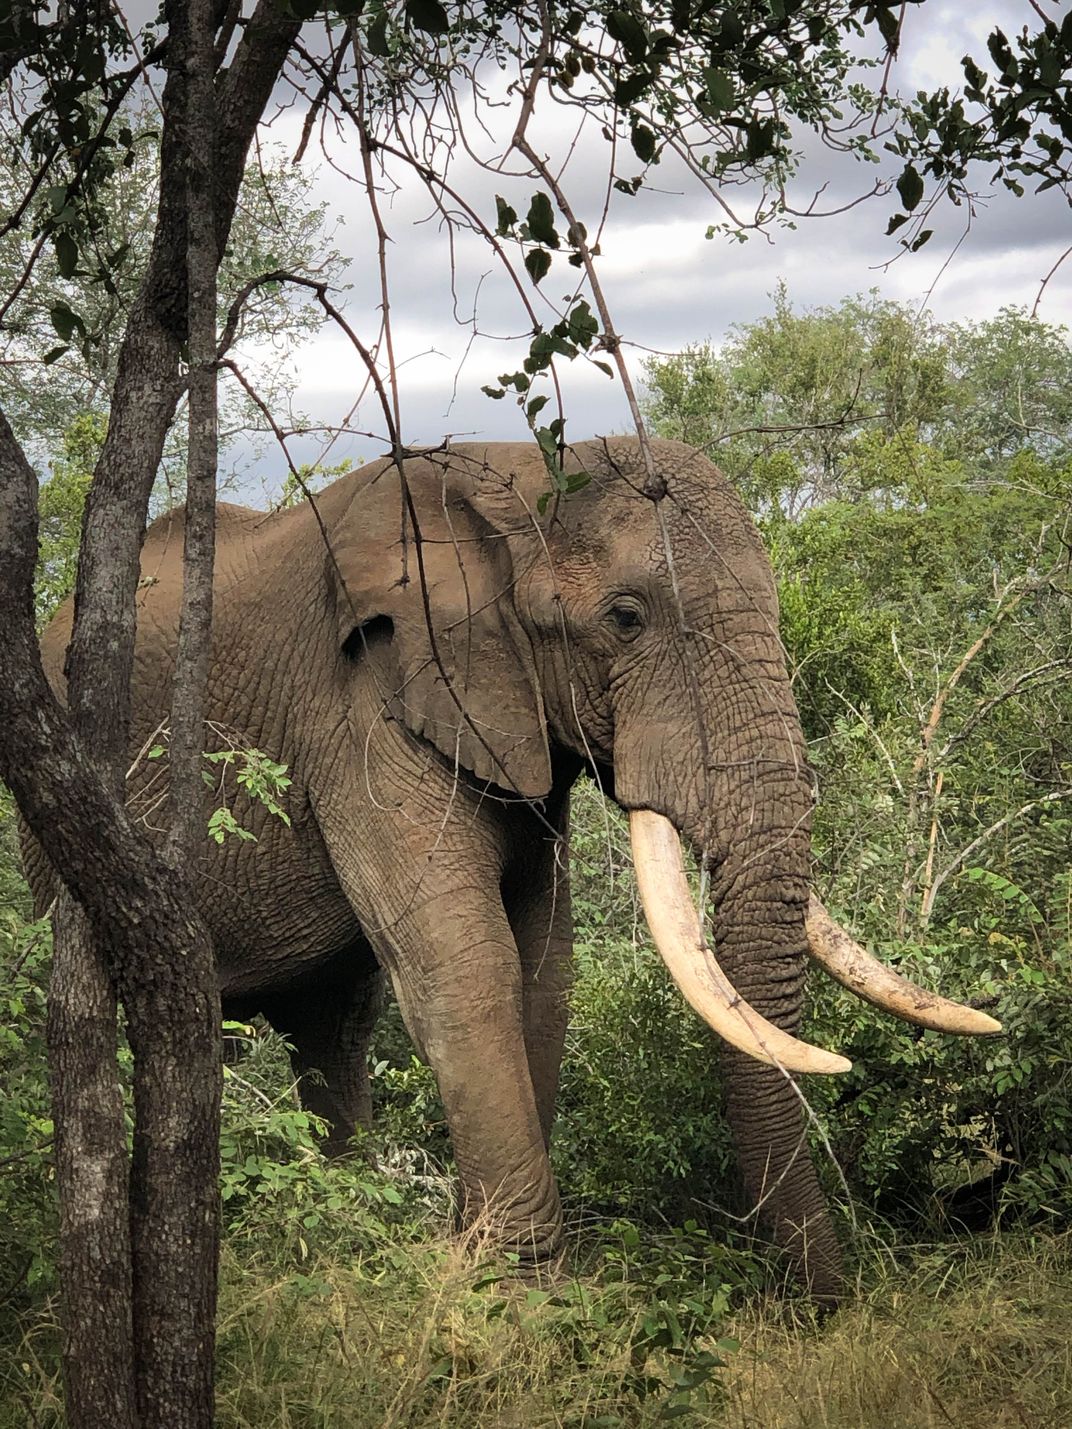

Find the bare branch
[[922, 788, 1072, 925]]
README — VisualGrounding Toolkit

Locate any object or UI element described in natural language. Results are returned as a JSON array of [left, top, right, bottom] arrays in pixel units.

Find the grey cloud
[[230, 1, 1070, 490]]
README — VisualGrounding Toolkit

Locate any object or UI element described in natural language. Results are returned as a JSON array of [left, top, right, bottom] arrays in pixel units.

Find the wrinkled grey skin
[[32, 437, 840, 1299]]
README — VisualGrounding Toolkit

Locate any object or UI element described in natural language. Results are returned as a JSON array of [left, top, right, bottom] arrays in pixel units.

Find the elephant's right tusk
[[806, 898, 1002, 1036], [629, 810, 851, 1076]]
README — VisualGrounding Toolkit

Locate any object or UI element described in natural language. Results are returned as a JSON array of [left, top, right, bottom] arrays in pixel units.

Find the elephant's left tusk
[[629, 810, 851, 1076], [806, 897, 1002, 1036]]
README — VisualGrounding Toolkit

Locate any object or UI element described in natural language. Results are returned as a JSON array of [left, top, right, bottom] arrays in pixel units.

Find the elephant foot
[[453, 1202, 567, 1292], [510, 1245, 569, 1289], [476, 1252, 570, 1305]]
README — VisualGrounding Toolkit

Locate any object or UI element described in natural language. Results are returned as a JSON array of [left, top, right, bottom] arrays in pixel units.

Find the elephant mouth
[[628, 809, 1002, 1074]]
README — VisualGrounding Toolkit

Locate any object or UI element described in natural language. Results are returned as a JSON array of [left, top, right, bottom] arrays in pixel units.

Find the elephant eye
[[607, 602, 645, 639]]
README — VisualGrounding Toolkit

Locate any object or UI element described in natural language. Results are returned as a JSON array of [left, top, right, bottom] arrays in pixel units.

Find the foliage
[[200, 745, 293, 844], [33, 411, 105, 623], [0, 910, 55, 1307], [644, 293, 1072, 1231], [216, 1021, 418, 1260], [0, 110, 344, 483], [641, 288, 1072, 512], [890, 7, 1072, 255]]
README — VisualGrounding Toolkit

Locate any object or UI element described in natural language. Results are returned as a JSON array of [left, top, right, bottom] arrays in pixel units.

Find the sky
[[232, 1, 1072, 490]]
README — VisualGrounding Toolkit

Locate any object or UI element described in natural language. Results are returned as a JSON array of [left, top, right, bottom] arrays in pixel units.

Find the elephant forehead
[[542, 496, 661, 581], [545, 484, 763, 593]]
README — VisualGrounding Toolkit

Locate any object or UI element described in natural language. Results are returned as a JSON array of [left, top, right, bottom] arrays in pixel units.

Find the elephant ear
[[328, 454, 552, 800]]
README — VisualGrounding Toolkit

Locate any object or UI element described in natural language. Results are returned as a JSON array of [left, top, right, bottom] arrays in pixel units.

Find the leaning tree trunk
[[0, 414, 223, 1426]]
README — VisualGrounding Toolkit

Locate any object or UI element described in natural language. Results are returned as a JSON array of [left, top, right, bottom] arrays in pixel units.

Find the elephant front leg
[[384, 902, 564, 1267]]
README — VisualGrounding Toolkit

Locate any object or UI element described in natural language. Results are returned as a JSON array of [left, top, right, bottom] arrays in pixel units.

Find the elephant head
[[324, 435, 999, 1298]]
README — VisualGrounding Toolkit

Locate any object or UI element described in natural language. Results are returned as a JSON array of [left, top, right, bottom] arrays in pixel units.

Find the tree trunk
[[129, 0, 224, 1414], [0, 3, 301, 1423], [47, 895, 137, 1427]]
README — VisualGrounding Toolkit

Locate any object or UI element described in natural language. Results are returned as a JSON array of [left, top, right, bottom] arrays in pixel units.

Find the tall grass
[[722, 1233, 1072, 1429], [6, 1228, 1068, 1426]]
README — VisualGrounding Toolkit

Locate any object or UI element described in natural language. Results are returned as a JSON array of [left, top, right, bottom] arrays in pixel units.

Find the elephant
[[30, 436, 999, 1301]]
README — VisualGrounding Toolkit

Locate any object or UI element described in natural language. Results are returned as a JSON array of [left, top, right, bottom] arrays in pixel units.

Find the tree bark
[[1, 3, 301, 1424], [165, 0, 218, 866], [47, 895, 137, 1428], [129, 0, 223, 1416]]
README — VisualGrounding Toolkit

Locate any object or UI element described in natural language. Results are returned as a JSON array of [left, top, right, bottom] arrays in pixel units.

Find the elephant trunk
[[629, 808, 844, 1297], [621, 649, 846, 1297], [710, 853, 844, 1301]]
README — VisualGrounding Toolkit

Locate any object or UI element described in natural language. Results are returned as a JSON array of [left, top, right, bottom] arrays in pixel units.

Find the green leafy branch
[[482, 192, 616, 501], [146, 731, 292, 846]]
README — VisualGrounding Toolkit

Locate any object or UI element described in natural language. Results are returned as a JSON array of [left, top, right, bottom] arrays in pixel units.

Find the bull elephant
[[32, 436, 999, 1301]]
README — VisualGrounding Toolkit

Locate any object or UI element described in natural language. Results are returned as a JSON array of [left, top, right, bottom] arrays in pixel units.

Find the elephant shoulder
[[138, 501, 265, 591], [37, 501, 271, 703]]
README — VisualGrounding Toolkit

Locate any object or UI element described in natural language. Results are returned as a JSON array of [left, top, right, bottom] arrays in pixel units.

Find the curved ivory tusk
[[806, 898, 1002, 1035], [629, 810, 851, 1076]]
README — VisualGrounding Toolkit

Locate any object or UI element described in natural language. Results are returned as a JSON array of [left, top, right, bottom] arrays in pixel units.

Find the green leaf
[[630, 122, 657, 164], [614, 71, 651, 107], [536, 424, 561, 459], [606, 9, 647, 62], [406, 0, 448, 34], [525, 248, 552, 284], [566, 300, 599, 347], [566, 219, 588, 250], [54, 231, 78, 278], [659, 1400, 696, 1418], [703, 67, 734, 113], [896, 163, 925, 212], [872, 5, 901, 47], [494, 195, 517, 235], [43, 345, 69, 365], [525, 192, 559, 248], [49, 303, 80, 342], [366, 10, 390, 54], [745, 119, 774, 161]]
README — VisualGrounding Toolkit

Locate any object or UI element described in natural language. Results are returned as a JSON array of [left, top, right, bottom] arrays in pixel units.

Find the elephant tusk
[[806, 898, 1002, 1036], [628, 810, 851, 1076]]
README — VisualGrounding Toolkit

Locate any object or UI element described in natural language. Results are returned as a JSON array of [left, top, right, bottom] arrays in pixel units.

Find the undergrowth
[[6, 1225, 1068, 1427]]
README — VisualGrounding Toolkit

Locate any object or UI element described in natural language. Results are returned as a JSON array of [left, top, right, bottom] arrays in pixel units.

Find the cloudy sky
[[234, 1, 1071, 488]]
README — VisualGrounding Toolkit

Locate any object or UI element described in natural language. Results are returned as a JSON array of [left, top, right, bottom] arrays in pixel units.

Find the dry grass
[[721, 1234, 1072, 1429], [211, 1228, 682, 1428], [207, 1231, 1072, 1428], [4, 1231, 1070, 1427]]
